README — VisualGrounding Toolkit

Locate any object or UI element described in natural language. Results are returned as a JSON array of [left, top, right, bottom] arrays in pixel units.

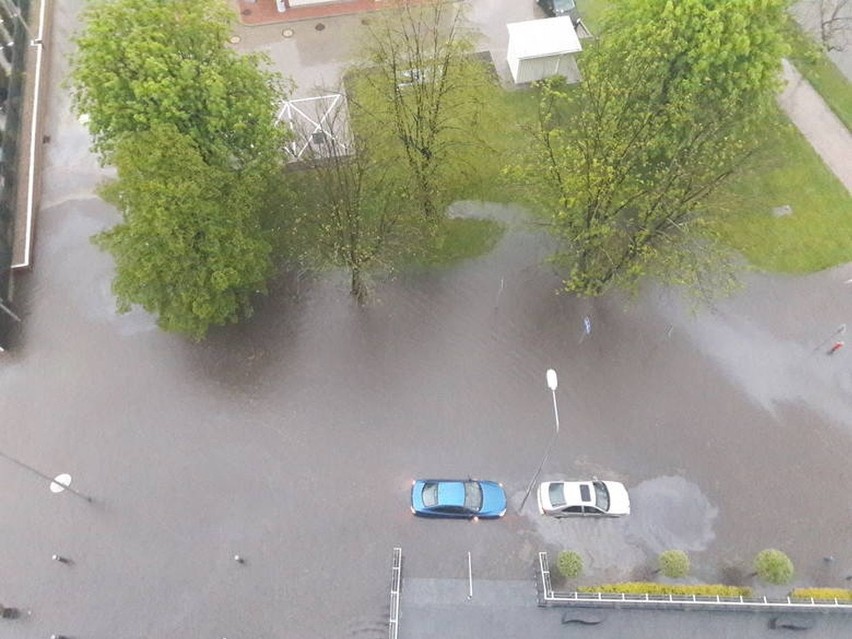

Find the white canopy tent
[[506, 17, 582, 85]]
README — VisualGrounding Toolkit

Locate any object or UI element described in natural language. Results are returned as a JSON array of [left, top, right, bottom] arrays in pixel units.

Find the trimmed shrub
[[579, 582, 753, 597], [754, 549, 794, 585], [791, 588, 852, 602], [658, 550, 690, 579], [556, 551, 584, 579]]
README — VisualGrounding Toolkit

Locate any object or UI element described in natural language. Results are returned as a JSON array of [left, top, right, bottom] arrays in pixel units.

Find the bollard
[[828, 341, 845, 355]]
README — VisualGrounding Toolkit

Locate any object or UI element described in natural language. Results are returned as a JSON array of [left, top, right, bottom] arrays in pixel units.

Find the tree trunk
[[350, 266, 368, 304]]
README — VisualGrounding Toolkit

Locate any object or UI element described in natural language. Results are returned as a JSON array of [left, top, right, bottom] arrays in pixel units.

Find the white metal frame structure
[[276, 93, 351, 162]]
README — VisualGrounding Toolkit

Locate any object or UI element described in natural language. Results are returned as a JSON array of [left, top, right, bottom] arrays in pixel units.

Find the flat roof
[[506, 16, 582, 59]]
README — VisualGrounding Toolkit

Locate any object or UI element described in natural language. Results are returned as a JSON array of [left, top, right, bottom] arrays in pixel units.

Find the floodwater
[[1, 2, 851, 638]]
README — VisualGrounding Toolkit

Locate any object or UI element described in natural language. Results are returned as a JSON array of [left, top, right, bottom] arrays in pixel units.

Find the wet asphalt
[[0, 2, 851, 638]]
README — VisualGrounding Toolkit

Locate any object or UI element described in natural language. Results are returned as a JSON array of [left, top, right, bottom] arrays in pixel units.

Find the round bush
[[658, 550, 690, 579], [557, 551, 584, 579], [754, 549, 794, 585]]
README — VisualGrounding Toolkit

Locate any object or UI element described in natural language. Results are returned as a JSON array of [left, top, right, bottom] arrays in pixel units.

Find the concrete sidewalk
[[776, 59, 852, 194]]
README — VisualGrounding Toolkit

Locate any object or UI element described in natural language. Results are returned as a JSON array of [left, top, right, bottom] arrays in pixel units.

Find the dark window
[[552, 0, 576, 13], [579, 484, 591, 502]]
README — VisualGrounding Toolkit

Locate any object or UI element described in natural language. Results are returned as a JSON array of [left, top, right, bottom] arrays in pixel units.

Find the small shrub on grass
[[753, 549, 794, 585], [658, 550, 690, 579], [556, 551, 584, 579], [579, 583, 753, 597]]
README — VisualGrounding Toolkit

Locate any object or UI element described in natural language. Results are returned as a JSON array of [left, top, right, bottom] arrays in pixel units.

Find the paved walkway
[[777, 59, 852, 194], [400, 578, 852, 639], [236, 0, 390, 24]]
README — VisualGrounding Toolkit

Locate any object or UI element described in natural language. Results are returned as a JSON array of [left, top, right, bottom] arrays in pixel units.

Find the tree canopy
[[97, 126, 274, 340], [514, 0, 789, 296], [70, 0, 286, 170], [70, 0, 289, 338]]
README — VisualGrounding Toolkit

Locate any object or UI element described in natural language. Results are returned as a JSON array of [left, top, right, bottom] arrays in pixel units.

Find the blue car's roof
[[438, 482, 465, 507]]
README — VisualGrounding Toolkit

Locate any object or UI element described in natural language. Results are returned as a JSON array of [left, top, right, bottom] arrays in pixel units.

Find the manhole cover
[[241, 9, 251, 15], [282, 28, 294, 38], [315, 22, 325, 31], [229, 35, 241, 44]]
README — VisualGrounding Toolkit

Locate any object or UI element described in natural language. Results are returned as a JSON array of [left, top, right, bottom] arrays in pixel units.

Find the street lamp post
[[519, 369, 560, 511], [0, 448, 93, 503]]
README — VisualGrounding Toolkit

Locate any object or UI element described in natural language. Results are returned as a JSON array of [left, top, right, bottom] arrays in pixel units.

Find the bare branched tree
[[819, 0, 852, 51], [351, 0, 492, 221], [289, 93, 427, 302]]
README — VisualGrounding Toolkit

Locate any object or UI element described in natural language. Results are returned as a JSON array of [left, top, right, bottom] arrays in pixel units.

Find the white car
[[537, 479, 630, 517]]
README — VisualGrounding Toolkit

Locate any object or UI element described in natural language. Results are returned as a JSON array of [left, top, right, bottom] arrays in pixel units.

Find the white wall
[[509, 53, 573, 84]]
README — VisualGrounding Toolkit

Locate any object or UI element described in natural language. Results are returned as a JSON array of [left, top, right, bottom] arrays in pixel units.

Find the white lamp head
[[546, 368, 558, 391]]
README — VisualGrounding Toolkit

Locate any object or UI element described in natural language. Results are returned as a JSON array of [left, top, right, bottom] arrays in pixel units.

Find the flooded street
[[0, 2, 851, 637]]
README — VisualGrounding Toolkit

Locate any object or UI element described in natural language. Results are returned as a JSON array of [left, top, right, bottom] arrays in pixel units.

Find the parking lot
[[0, 2, 851, 638]]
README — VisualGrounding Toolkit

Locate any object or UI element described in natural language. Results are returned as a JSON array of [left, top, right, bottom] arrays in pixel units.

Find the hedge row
[[790, 588, 852, 601], [579, 583, 753, 597]]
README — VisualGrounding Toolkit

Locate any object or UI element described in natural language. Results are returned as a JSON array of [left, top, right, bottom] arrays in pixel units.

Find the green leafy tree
[[69, 0, 286, 170], [351, 0, 497, 220], [556, 550, 584, 579], [753, 549, 794, 585], [96, 126, 274, 340], [513, 0, 789, 296], [657, 550, 690, 579], [70, 0, 289, 338]]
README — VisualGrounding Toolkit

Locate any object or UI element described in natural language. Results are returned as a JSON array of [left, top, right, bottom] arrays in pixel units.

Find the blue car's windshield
[[464, 482, 483, 512], [422, 482, 439, 507], [553, 0, 575, 13]]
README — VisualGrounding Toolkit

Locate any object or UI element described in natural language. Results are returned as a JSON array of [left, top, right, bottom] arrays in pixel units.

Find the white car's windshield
[[549, 483, 566, 507], [593, 481, 610, 512]]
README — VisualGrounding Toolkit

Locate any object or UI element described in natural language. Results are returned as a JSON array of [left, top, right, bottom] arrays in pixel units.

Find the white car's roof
[[559, 481, 596, 506], [541, 480, 631, 515]]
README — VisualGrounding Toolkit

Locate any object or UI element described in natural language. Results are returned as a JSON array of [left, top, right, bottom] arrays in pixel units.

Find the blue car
[[411, 479, 507, 519]]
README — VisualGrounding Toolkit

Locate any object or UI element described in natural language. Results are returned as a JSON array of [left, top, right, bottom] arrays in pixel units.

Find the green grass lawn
[[575, 0, 611, 33], [411, 2, 852, 275], [415, 218, 504, 266], [486, 5, 852, 276], [457, 72, 851, 276], [712, 110, 852, 273]]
